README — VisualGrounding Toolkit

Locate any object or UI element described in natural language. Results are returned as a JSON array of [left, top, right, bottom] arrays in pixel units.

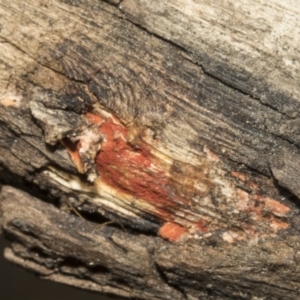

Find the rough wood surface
[[1, 0, 300, 299]]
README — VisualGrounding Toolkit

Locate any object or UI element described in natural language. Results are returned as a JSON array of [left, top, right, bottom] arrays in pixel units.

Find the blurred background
[[0, 236, 117, 300]]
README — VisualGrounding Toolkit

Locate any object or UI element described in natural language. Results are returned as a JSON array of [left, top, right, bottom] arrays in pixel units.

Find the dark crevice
[[100, 207, 160, 236], [102, 0, 122, 7], [190, 57, 294, 120], [64, 204, 113, 226], [113, 10, 193, 65], [60, 256, 110, 275], [0, 163, 159, 239], [269, 169, 300, 210], [153, 261, 187, 300], [271, 133, 299, 150], [2, 230, 37, 247], [107, 236, 128, 254], [0, 164, 61, 207]]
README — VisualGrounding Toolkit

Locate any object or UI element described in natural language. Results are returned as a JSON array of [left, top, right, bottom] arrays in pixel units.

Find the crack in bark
[[153, 260, 187, 300]]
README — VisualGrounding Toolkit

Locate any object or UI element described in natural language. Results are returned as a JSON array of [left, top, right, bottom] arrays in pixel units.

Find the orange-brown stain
[[87, 113, 189, 222], [195, 220, 208, 232], [253, 195, 290, 217], [61, 138, 84, 173], [236, 188, 290, 234], [231, 171, 246, 182], [158, 222, 188, 241], [204, 146, 220, 162], [61, 112, 291, 242], [0, 98, 18, 107]]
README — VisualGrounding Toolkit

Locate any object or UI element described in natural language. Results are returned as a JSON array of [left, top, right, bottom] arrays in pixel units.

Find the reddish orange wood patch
[[61, 138, 84, 173], [60, 111, 291, 243], [158, 222, 188, 242], [87, 113, 188, 220]]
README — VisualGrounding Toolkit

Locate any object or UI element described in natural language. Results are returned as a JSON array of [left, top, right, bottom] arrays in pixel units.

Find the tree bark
[[1, 0, 300, 299]]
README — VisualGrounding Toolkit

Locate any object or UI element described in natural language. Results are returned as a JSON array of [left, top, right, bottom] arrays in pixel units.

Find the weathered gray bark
[[1, 0, 300, 299]]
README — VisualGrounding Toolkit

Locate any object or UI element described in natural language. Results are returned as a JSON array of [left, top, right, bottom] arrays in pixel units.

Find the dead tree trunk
[[1, 0, 300, 299]]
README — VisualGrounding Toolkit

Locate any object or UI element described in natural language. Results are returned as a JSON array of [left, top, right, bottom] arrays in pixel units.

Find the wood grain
[[1, 0, 300, 299]]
